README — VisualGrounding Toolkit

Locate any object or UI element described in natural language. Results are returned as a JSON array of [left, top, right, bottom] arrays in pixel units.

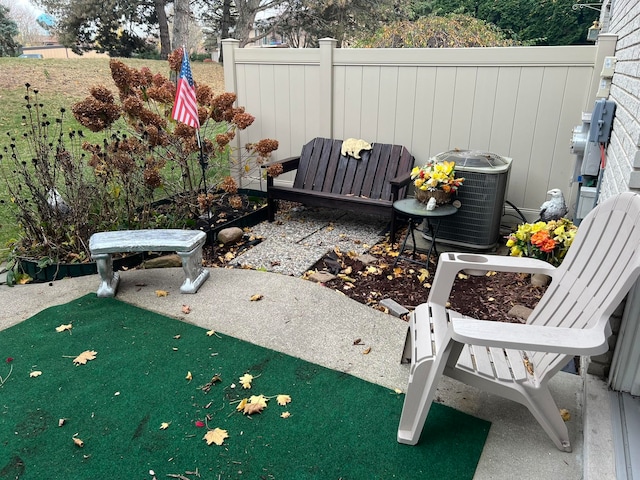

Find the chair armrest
[[450, 317, 609, 356], [261, 155, 300, 174], [428, 252, 556, 307]]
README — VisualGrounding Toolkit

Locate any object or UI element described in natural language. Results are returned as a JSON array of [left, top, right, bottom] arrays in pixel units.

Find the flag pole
[[196, 129, 209, 202]]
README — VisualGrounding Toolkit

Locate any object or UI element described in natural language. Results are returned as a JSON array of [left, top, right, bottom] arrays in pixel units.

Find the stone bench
[[89, 229, 210, 298]]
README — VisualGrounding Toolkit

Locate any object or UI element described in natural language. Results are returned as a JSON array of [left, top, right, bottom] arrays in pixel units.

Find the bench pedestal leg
[[178, 246, 209, 294], [94, 253, 120, 298]]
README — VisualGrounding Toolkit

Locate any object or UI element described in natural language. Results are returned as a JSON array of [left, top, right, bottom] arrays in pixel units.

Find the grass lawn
[[0, 57, 225, 262]]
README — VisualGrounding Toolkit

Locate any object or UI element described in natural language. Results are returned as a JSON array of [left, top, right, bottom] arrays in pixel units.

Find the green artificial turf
[[0, 294, 490, 479]]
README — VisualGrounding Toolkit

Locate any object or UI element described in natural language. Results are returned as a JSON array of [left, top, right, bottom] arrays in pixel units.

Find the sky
[[15, 0, 43, 16]]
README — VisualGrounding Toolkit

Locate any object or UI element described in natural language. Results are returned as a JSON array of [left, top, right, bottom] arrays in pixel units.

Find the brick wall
[[600, 0, 640, 200], [590, 0, 640, 379]]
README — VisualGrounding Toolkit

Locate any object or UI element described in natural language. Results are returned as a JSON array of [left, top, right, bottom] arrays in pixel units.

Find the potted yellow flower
[[410, 160, 465, 204], [506, 218, 577, 267]]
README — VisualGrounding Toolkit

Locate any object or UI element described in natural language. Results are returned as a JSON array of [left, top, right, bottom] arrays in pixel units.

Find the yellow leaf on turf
[[277, 394, 291, 406], [203, 428, 228, 446], [236, 398, 248, 412], [56, 324, 73, 333], [206, 330, 216, 336], [160, 422, 171, 430], [29, 371, 42, 377], [73, 350, 97, 365], [72, 436, 84, 447], [239, 373, 253, 389], [186, 371, 192, 382], [243, 394, 268, 415], [281, 411, 291, 418]]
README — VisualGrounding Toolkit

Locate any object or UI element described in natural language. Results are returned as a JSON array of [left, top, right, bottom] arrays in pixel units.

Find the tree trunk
[[172, 0, 190, 50], [218, 0, 232, 64], [235, 0, 261, 48], [154, 0, 171, 58]]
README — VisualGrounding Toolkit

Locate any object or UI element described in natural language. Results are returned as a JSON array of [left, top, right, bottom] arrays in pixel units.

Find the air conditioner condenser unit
[[423, 150, 512, 250]]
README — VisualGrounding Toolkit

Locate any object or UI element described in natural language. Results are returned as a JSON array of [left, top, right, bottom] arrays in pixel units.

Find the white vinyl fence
[[222, 36, 616, 220]]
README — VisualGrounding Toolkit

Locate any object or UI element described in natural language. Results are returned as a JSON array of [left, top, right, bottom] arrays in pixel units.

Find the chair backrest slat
[[527, 193, 640, 378]]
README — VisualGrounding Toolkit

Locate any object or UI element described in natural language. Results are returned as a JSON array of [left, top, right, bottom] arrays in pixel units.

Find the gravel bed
[[231, 206, 388, 276]]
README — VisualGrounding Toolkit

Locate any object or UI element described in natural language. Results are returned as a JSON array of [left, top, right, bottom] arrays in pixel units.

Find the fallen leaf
[[457, 273, 469, 280], [160, 422, 171, 430], [236, 398, 248, 412], [353, 338, 363, 345], [55, 324, 73, 333], [16, 274, 32, 285], [250, 294, 263, 302], [523, 356, 535, 376], [73, 350, 97, 366], [277, 394, 291, 406], [206, 330, 216, 336], [200, 374, 222, 393], [362, 347, 371, 355], [203, 428, 228, 446], [280, 411, 291, 419], [394, 388, 403, 394], [417, 269, 430, 283], [181, 305, 191, 314], [239, 373, 253, 389], [58, 418, 66, 427], [486, 271, 497, 276], [560, 409, 571, 421], [72, 436, 84, 447], [186, 371, 192, 382], [155, 290, 169, 297], [243, 394, 268, 415], [341, 266, 352, 275], [29, 371, 42, 377]]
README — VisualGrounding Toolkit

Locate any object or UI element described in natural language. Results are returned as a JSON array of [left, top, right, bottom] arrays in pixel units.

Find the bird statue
[[539, 188, 568, 222], [47, 188, 71, 215]]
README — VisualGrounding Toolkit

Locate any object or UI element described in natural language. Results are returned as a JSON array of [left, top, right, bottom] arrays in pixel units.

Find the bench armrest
[[389, 170, 412, 187], [261, 155, 300, 174]]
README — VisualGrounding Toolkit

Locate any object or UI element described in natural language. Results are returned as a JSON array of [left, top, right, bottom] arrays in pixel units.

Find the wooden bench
[[89, 229, 210, 298], [263, 137, 414, 243]]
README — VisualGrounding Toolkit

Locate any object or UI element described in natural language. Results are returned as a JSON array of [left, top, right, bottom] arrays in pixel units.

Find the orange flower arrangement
[[506, 218, 577, 266]]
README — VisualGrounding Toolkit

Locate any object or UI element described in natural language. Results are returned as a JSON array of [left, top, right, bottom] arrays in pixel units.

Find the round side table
[[392, 198, 458, 269]]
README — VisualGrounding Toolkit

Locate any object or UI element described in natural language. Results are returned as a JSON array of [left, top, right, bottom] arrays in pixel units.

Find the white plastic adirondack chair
[[397, 192, 640, 452]]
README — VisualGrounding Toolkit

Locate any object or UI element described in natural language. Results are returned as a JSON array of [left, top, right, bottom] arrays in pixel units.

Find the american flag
[[172, 48, 200, 129]]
